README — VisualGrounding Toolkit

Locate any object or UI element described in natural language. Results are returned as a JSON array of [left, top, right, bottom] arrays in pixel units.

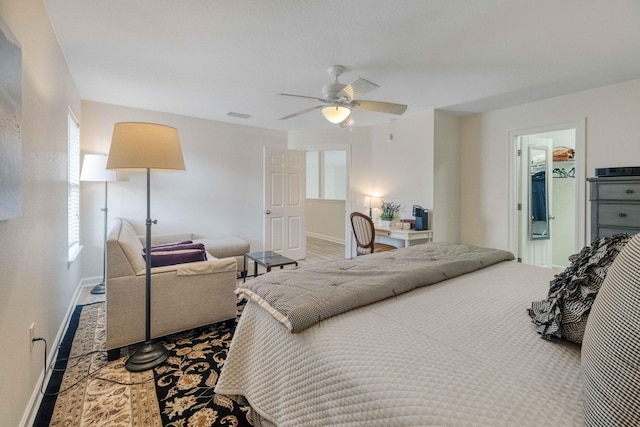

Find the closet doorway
[[508, 121, 586, 269]]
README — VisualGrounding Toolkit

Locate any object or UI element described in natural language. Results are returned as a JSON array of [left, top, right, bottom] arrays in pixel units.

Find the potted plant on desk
[[380, 201, 401, 227]]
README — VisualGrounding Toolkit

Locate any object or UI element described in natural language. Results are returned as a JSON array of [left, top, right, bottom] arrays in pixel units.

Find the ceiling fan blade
[[338, 78, 379, 101], [339, 114, 355, 128], [278, 93, 325, 102], [353, 100, 408, 115], [279, 105, 324, 120]]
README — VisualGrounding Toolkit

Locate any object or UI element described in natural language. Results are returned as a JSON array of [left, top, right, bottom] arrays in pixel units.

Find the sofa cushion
[[194, 236, 250, 259]]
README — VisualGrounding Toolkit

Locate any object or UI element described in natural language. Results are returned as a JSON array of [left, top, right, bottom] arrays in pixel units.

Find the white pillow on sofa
[[582, 232, 640, 425]]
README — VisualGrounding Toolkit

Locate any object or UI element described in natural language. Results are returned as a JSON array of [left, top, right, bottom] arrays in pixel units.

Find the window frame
[[306, 149, 346, 201], [67, 109, 82, 262]]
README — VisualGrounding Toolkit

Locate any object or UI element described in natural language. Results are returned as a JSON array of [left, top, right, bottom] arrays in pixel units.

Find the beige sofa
[[106, 218, 240, 359]]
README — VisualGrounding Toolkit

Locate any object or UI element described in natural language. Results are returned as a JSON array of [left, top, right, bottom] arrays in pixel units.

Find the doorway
[[508, 121, 586, 268], [305, 149, 349, 255]]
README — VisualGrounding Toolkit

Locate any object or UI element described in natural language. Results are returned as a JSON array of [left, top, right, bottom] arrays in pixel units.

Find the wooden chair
[[350, 212, 396, 256]]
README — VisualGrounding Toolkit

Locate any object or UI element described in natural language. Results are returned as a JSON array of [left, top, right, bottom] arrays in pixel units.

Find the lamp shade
[[81, 153, 129, 182], [106, 122, 185, 172], [321, 105, 351, 124], [364, 196, 380, 208], [81, 154, 118, 182]]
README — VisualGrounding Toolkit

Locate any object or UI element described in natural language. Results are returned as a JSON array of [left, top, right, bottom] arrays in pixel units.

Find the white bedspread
[[216, 261, 584, 426]]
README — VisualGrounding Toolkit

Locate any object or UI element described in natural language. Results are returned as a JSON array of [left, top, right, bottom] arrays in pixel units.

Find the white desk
[[374, 227, 433, 247]]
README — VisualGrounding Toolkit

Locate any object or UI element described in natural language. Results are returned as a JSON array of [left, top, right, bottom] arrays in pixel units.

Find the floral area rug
[[34, 300, 253, 427]]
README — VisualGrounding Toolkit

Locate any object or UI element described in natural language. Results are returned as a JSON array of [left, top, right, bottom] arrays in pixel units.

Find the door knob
[[548, 215, 556, 220], [265, 210, 271, 215]]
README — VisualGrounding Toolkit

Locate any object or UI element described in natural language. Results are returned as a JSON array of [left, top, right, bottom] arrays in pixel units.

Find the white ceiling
[[42, 0, 640, 132]]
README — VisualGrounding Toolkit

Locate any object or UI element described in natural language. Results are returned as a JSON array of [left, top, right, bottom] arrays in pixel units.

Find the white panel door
[[519, 136, 553, 268], [264, 147, 306, 260]]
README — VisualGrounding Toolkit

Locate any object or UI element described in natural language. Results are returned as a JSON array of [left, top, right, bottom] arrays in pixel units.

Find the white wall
[[80, 101, 288, 280], [0, 1, 82, 426], [434, 111, 461, 243], [460, 78, 640, 250], [371, 111, 435, 222], [305, 199, 346, 243]]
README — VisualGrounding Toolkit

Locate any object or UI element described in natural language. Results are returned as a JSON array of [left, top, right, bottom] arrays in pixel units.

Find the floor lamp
[[106, 122, 186, 372], [80, 154, 128, 295]]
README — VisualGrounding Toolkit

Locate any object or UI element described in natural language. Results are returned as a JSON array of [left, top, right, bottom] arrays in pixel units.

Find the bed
[[214, 241, 640, 426]]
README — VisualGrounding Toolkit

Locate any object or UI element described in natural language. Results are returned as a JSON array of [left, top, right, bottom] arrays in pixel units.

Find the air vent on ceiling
[[226, 112, 252, 119]]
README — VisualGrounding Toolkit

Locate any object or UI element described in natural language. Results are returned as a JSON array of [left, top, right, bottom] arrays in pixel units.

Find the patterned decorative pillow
[[582, 232, 640, 425], [527, 233, 630, 343]]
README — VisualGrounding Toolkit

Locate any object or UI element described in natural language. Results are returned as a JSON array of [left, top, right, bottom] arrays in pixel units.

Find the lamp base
[[124, 342, 169, 372], [90, 282, 106, 295]]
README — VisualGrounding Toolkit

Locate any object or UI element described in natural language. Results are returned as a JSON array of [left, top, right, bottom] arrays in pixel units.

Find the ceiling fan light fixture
[[321, 105, 351, 124]]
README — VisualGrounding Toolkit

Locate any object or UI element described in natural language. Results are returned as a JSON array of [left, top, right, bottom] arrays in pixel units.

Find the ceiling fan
[[278, 65, 408, 127]]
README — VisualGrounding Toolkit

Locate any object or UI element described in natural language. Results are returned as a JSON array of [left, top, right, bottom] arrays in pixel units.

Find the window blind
[[68, 112, 80, 255]]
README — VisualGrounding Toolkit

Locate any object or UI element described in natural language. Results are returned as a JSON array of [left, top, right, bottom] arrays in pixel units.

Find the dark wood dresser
[[587, 176, 640, 240]]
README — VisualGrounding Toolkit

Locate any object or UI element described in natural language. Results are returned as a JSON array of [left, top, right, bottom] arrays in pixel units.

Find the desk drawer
[[595, 182, 640, 201], [598, 203, 640, 227]]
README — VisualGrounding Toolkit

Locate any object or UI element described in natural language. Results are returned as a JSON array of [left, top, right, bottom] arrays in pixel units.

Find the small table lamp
[[80, 154, 128, 294], [363, 196, 380, 219], [106, 122, 185, 372]]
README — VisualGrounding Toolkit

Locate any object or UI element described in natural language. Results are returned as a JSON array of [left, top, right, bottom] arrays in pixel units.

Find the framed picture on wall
[[0, 15, 22, 221]]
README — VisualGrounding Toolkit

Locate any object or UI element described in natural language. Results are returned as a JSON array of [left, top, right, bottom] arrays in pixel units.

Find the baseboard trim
[[80, 275, 102, 288], [19, 278, 90, 427], [306, 232, 345, 245]]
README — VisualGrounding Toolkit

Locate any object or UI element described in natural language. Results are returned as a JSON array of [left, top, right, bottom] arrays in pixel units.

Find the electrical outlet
[[29, 323, 35, 351]]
